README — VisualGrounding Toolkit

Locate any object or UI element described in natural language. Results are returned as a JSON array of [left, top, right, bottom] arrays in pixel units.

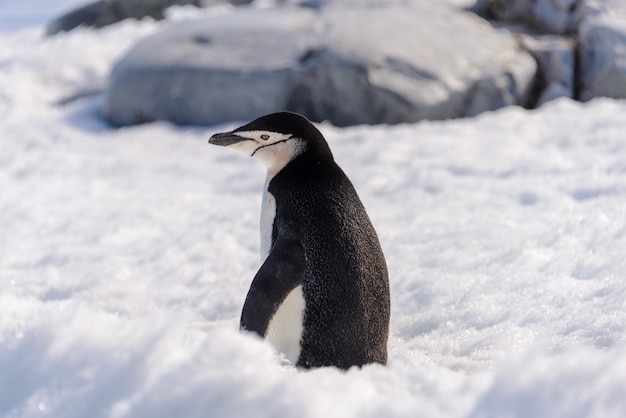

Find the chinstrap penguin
[[209, 112, 390, 369]]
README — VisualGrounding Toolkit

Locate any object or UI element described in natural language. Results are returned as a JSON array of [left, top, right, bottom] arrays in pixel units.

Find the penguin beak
[[209, 131, 250, 146]]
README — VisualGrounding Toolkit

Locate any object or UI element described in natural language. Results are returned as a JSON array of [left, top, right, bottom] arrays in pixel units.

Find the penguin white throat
[[210, 127, 307, 365], [223, 130, 304, 175]]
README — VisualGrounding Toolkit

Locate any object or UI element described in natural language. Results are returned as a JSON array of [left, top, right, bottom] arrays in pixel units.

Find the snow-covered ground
[[2, 4, 626, 418]]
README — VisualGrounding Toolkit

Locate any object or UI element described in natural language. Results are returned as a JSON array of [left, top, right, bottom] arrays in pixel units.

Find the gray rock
[[104, 4, 536, 126], [578, 4, 626, 101], [473, 0, 581, 34], [46, 0, 250, 35], [46, 1, 123, 34]]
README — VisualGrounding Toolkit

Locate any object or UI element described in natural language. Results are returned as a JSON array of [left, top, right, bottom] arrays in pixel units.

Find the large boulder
[[103, 3, 536, 126]]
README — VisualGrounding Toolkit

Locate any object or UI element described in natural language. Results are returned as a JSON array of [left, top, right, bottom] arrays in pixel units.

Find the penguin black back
[[209, 112, 390, 369]]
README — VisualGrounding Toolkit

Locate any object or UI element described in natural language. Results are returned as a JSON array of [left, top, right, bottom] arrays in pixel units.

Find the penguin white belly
[[265, 285, 305, 365], [260, 171, 305, 365]]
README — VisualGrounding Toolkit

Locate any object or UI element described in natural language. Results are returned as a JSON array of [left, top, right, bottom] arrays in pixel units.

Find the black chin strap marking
[[250, 137, 293, 157]]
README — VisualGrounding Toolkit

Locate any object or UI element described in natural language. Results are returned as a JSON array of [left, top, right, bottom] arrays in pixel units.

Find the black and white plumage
[[209, 112, 390, 369]]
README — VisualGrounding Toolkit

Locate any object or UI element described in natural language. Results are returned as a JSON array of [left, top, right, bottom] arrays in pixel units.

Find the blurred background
[[2, 0, 624, 128]]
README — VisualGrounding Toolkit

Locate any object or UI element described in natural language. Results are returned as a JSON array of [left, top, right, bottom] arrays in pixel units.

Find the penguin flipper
[[240, 236, 305, 337]]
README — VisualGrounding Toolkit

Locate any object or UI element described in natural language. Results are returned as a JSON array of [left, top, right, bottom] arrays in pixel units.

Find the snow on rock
[[103, 3, 536, 126], [104, 8, 319, 126], [292, 4, 534, 124]]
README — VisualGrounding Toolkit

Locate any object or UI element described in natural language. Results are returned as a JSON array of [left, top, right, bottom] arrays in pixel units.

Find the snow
[[2, 4, 626, 418]]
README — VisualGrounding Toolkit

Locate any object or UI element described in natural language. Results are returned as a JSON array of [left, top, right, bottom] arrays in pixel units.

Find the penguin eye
[[260, 134, 270, 141]]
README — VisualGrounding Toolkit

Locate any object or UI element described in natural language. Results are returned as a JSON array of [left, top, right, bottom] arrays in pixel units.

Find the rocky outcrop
[[103, 3, 536, 126], [475, 0, 626, 103]]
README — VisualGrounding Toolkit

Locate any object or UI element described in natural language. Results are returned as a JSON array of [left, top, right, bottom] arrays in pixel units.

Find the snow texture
[[2, 5, 626, 418]]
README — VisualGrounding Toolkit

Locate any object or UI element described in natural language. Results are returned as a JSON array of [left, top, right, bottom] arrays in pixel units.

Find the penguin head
[[209, 112, 333, 173]]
